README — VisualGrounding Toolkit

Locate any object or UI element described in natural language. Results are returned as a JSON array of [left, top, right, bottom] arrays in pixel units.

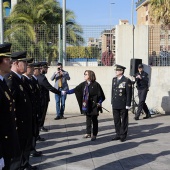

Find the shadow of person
[[95, 150, 170, 170]]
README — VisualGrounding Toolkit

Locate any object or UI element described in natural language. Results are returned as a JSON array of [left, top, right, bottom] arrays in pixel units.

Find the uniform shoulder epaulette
[[8, 74, 13, 80]]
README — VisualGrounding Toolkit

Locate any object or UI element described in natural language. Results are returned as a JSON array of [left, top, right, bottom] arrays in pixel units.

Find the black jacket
[[5, 71, 33, 139], [37, 74, 60, 102], [74, 81, 105, 115], [31, 76, 41, 121], [0, 79, 20, 159], [111, 76, 132, 109], [135, 71, 149, 90]]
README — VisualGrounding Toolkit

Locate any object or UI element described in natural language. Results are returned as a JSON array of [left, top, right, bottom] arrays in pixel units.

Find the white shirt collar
[[32, 75, 37, 80], [23, 74, 30, 79], [117, 75, 123, 80], [11, 70, 22, 79]]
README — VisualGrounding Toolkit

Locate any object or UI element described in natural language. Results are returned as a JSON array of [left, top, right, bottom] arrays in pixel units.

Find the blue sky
[[59, 0, 137, 26]]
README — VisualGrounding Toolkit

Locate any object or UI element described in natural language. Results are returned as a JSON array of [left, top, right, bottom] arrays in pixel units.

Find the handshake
[[61, 91, 66, 95]]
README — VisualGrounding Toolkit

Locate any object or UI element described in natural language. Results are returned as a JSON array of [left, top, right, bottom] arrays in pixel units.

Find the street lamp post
[[131, 0, 135, 114], [110, 2, 115, 52], [0, 0, 4, 43], [62, 0, 66, 66]]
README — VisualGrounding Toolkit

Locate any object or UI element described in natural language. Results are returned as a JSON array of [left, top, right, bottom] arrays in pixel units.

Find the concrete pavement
[[30, 112, 170, 170]]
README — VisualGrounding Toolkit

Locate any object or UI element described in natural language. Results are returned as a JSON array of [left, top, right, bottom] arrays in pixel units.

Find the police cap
[[138, 64, 143, 68], [11, 51, 28, 61], [27, 58, 34, 67], [0, 43, 12, 57], [32, 62, 41, 69], [40, 61, 49, 68], [115, 64, 126, 71]]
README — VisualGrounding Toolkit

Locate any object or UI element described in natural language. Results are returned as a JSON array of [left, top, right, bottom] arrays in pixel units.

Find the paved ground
[[30, 112, 170, 170]]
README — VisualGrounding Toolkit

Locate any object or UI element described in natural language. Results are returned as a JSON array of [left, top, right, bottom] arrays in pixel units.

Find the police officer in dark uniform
[[134, 64, 151, 120], [0, 43, 20, 170], [31, 63, 45, 142], [111, 64, 132, 142], [5, 51, 36, 170], [37, 62, 60, 132], [22, 60, 42, 158]]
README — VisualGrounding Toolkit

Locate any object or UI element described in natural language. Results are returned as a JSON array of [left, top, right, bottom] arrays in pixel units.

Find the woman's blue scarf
[[82, 82, 90, 113]]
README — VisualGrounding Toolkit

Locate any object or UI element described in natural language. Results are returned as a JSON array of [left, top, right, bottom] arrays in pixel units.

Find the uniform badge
[[29, 85, 32, 89], [122, 82, 126, 87], [128, 84, 131, 87], [5, 91, 10, 100], [9, 106, 12, 111], [19, 85, 23, 91], [83, 102, 86, 106], [119, 93, 122, 96]]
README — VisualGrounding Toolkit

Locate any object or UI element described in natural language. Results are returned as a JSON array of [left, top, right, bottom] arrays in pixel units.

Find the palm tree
[[5, 0, 84, 63], [150, 0, 170, 25]]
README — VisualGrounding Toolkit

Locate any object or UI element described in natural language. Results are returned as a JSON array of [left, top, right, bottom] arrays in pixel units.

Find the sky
[[59, 0, 137, 26]]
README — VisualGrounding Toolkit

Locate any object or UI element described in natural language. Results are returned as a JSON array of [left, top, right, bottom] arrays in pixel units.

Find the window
[[146, 5, 148, 11], [146, 15, 148, 21], [160, 35, 165, 40]]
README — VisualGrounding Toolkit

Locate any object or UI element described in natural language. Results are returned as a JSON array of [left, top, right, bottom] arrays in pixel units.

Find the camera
[[58, 68, 61, 71]]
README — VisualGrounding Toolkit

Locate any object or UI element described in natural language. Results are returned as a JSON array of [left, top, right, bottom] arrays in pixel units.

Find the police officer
[[5, 51, 37, 170], [111, 64, 132, 142], [134, 64, 151, 120], [37, 62, 60, 132], [31, 63, 45, 142], [22, 60, 42, 158], [0, 43, 20, 170]]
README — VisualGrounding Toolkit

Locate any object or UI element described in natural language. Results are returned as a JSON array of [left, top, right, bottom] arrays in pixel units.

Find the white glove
[[126, 106, 131, 110], [0, 157, 5, 169], [61, 90, 66, 95]]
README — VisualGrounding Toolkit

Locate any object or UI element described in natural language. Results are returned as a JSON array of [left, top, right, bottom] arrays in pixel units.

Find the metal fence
[[4, 24, 170, 67], [4, 24, 116, 66], [149, 25, 170, 66]]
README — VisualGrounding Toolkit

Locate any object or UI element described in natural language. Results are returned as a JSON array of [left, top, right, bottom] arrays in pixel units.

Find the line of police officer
[[0, 43, 60, 170]]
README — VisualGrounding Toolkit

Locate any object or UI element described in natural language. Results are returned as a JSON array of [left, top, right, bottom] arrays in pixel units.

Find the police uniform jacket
[[135, 71, 148, 90], [0, 79, 20, 159], [74, 81, 105, 115], [5, 71, 33, 139], [111, 75, 132, 109], [31, 76, 41, 122], [22, 75, 37, 136], [37, 74, 60, 103]]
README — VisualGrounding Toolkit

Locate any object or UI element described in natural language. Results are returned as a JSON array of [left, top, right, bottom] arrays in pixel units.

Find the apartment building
[[136, 0, 170, 58]]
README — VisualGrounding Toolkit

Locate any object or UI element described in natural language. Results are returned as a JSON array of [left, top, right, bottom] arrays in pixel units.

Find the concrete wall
[[47, 66, 115, 114], [46, 66, 170, 115]]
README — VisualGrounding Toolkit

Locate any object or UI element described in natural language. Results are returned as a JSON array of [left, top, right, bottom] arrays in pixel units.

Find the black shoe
[[60, 116, 67, 119], [25, 164, 38, 170], [54, 116, 60, 120], [40, 127, 48, 132], [134, 117, 139, 120], [111, 136, 120, 141], [36, 136, 46, 142], [120, 137, 126, 142], [143, 114, 151, 119], [30, 151, 42, 157]]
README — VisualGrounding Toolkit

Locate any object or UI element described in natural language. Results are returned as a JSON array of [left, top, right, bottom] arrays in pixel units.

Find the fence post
[[58, 24, 63, 63], [0, 0, 4, 43]]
